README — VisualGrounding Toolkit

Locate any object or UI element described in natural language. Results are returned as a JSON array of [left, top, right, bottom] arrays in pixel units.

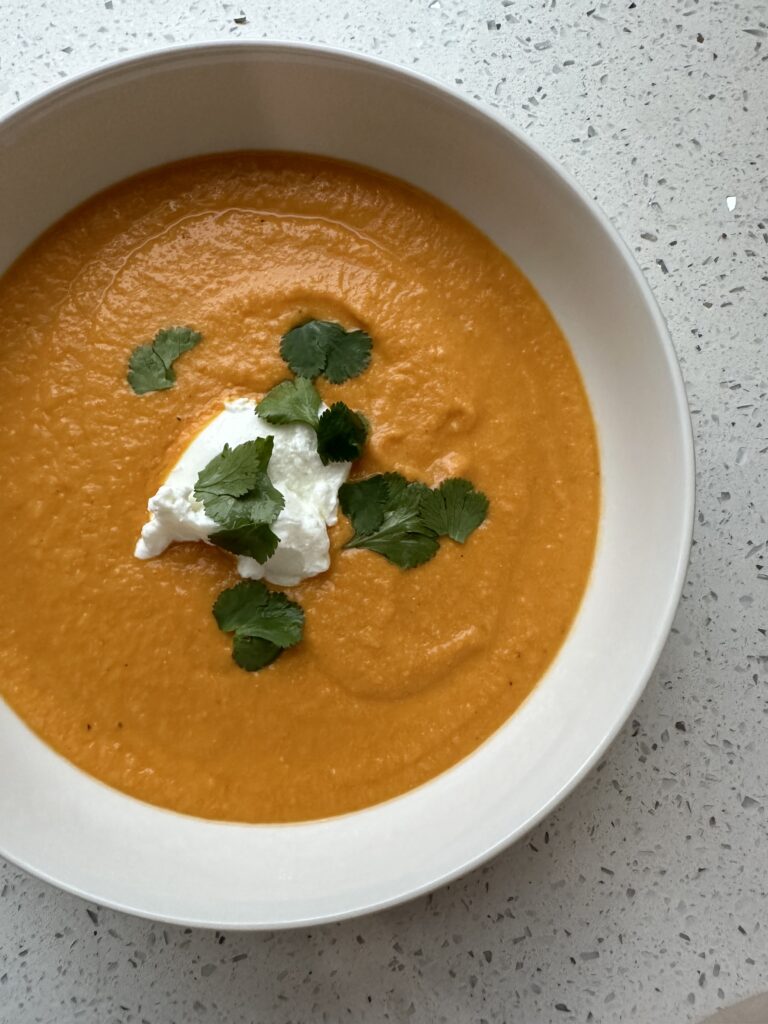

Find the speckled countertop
[[0, 2, 766, 1022]]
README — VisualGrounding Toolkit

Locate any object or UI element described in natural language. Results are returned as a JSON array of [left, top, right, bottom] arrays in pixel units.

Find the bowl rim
[[0, 39, 695, 927]]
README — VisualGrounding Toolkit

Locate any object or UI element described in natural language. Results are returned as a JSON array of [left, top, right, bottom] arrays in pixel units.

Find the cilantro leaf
[[316, 403, 368, 465], [196, 439, 272, 500], [323, 327, 372, 384], [209, 522, 280, 564], [152, 326, 202, 366], [213, 580, 304, 646], [344, 474, 439, 569], [357, 529, 438, 569], [420, 478, 489, 543], [127, 346, 173, 394], [213, 580, 305, 672], [128, 325, 202, 395], [194, 439, 284, 528], [236, 598, 304, 647], [280, 321, 329, 379], [280, 320, 372, 383], [232, 634, 282, 671], [338, 474, 391, 536], [257, 377, 321, 429], [213, 578, 269, 632], [225, 478, 285, 528]]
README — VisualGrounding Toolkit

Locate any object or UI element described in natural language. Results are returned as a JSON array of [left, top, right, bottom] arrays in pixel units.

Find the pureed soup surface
[[0, 152, 599, 823]]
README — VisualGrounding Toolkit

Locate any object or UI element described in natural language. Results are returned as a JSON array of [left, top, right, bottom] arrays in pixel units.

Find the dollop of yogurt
[[135, 398, 350, 586]]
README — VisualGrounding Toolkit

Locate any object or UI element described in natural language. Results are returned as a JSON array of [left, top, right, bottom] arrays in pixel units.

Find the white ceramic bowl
[[0, 42, 693, 928]]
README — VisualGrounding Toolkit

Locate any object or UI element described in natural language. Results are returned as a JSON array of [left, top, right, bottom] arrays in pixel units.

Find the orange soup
[[0, 153, 599, 822]]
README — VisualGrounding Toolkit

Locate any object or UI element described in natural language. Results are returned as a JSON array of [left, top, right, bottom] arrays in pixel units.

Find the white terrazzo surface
[[1, 2, 766, 1022]]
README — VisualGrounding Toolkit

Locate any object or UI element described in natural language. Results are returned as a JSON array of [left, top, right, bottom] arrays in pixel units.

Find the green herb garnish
[[340, 473, 488, 569], [194, 438, 283, 563], [419, 478, 489, 543], [206, 522, 280, 563], [316, 403, 369, 465], [341, 473, 440, 569], [231, 634, 282, 671], [213, 580, 304, 671], [127, 326, 202, 395], [257, 377, 321, 429], [336, 473, 391, 535], [258, 380, 368, 466], [280, 320, 372, 384]]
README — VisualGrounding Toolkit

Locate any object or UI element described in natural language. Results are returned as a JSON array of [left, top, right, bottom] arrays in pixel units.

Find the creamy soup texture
[[0, 152, 599, 822]]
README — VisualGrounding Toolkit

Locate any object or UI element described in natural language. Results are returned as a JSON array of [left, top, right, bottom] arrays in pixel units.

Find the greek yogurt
[[134, 397, 350, 586]]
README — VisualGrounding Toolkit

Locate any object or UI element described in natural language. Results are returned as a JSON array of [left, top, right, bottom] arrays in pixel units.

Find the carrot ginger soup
[[0, 152, 599, 822]]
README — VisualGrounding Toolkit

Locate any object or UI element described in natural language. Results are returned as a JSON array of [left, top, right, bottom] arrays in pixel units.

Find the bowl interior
[[0, 43, 692, 928]]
